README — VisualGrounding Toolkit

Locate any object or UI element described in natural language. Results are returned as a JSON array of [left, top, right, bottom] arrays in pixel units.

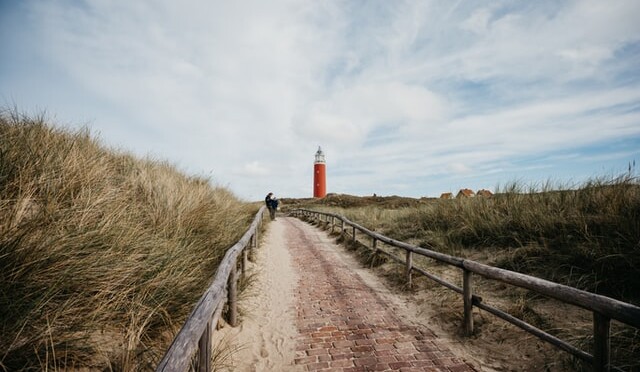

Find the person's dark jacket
[[265, 195, 278, 209]]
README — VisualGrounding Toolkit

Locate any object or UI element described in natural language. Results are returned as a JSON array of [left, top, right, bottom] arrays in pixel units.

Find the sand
[[211, 219, 299, 371]]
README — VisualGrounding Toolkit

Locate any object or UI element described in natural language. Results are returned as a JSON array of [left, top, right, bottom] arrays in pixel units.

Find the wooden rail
[[292, 209, 640, 372], [156, 206, 266, 372]]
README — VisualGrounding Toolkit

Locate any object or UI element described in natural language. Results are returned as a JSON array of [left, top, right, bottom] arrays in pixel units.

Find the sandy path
[[214, 217, 478, 371], [212, 218, 300, 371]]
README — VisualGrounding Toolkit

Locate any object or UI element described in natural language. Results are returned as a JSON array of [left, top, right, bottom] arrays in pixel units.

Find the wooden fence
[[155, 205, 266, 372], [292, 208, 640, 372]]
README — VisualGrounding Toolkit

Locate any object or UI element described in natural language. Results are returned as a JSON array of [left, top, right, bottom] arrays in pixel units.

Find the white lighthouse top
[[314, 146, 325, 164]]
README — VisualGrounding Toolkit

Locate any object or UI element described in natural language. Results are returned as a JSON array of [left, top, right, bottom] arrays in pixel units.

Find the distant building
[[477, 189, 493, 197], [440, 192, 453, 199], [456, 188, 475, 198]]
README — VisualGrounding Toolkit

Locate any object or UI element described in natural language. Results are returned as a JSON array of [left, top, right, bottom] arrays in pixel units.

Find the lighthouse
[[313, 146, 326, 198]]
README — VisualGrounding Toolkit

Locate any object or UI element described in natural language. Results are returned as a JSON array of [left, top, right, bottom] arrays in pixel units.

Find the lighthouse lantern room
[[313, 146, 326, 198]]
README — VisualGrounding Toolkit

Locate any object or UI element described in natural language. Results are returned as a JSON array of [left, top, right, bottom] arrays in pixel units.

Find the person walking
[[265, 192, 278, 220]]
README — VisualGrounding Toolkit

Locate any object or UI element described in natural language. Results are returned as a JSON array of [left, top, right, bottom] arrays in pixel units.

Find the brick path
[[282, 217, 476, 372]]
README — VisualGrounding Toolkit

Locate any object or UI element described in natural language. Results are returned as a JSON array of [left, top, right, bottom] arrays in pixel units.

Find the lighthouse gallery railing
[[291, 208, 640, 372]]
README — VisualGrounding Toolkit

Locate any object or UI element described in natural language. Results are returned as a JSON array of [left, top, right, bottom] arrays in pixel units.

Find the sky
[[1, 0, 640, 201]]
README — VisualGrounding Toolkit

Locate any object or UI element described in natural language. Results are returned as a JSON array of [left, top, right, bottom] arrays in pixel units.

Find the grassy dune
[[0, 111, 258, 370], [283, 176, 640, 369], [286, 180, 640, 304]]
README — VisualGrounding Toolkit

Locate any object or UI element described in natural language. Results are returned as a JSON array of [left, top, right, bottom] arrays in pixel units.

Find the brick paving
[[282, 217, 476, 372]]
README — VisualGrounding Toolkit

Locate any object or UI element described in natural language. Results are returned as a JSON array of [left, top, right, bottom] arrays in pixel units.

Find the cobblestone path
[[281, 217, 476, 372]]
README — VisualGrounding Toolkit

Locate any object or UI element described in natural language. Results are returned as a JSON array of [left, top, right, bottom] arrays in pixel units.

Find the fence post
[[372, 237, 377, 251], [255, 223, 259, 248], [241, 248, 248, 276], [249, 233, 256, 261], [228, 263, 238, 327], [405, 251, 413, 288], [197, 320, 212, 372], [593, 312, 611, 372], [463, 269, 474, 335], [352, 226, 356, 242], [341, 219, 345, 236]]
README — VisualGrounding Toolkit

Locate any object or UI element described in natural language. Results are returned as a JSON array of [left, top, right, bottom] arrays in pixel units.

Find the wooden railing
[[291, 208, 640, 372], [156, 206, 266, 372]]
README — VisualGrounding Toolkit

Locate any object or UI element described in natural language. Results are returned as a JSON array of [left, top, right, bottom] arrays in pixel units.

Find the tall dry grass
[[301, 177, 640, 369], [0, 111, 257, 370], [316, 178, 640, 304]]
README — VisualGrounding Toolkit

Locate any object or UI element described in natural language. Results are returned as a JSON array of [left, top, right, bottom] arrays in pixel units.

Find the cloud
[[450, 162, 472, 174], [559, 46, 613, 64], [237, 161, 271, 177], [461, 8, 493, 34], [294, 82, 448, 147], [2, 0, 639, 200]]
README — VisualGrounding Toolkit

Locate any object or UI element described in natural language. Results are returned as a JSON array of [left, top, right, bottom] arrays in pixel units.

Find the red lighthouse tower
[[313, 146, 326, 198]]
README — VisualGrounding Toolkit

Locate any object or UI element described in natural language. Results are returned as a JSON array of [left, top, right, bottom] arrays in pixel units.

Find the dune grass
[[298, 178, 640, 304], [287, 175, 640, 369], [0, 111, 258, 370]]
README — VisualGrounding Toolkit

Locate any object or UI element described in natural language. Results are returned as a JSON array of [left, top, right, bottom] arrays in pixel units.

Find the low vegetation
[[283, 175, 640, 370], [0, 111, 257, 370]]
